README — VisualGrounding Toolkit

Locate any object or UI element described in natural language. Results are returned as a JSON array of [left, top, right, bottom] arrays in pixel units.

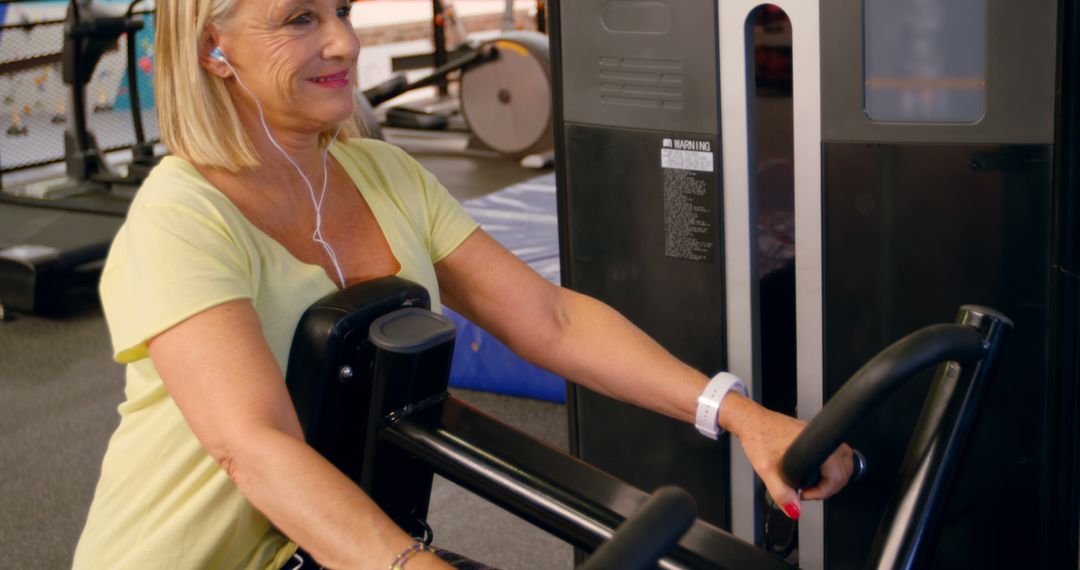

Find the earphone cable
[[218, 56, 348, 288]]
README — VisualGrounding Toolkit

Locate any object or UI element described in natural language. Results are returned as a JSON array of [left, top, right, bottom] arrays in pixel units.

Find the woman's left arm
[[436, 230, 852, 514]]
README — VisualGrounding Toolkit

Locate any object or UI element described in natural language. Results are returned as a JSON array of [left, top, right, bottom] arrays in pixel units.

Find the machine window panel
[[863, 0, 986, 123]]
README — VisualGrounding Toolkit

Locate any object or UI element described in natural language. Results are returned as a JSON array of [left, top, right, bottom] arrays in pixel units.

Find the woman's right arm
[[149, 299, 450, 570]]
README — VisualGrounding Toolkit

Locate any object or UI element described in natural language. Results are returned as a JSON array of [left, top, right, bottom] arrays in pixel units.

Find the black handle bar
[[780, 306, 1011, 490], [579, 486, 697, 570]]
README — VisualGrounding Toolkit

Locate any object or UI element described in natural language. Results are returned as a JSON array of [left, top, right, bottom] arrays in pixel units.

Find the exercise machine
[[366, 31, 553, 159], [549, 0, 1079, 566], [0, 203, 121, 317], [283, 276, 1010, 568], [16, 0, 155, 210], [2, 0, 157, 213], [365, 0, 553, 158]]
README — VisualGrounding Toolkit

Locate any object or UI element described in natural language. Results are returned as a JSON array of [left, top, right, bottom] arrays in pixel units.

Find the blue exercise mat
[[445, 172, 566, 402]]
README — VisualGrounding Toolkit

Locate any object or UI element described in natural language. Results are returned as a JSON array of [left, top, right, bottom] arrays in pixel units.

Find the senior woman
[[73, 0, 853, 567]]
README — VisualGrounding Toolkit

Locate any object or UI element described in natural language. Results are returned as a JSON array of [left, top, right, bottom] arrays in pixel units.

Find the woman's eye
[[287, 12, 312, 25], [336, 4, 351, 18]]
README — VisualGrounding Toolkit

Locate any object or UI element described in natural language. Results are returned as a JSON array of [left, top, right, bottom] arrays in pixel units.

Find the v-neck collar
[[176, 144, 404, 290]]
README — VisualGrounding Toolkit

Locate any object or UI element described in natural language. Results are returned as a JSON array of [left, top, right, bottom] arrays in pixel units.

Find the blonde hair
[[154, 0, 359, 172]]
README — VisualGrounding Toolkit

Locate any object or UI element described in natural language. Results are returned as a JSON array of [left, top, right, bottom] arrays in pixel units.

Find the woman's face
[[213, 0, 359, 135]]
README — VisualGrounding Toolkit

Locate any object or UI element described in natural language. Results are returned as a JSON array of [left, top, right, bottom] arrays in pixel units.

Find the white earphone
[[210, 45, 347, 288]]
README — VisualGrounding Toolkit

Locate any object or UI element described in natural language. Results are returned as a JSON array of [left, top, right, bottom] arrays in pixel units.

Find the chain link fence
[[0, 0, 157, 173]]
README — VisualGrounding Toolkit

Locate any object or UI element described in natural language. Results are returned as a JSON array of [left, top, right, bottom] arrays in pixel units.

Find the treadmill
[[0, 205, 120, 317]]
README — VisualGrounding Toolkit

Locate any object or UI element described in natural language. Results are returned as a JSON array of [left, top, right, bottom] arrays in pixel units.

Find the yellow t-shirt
[[73, 138, 479, 570]]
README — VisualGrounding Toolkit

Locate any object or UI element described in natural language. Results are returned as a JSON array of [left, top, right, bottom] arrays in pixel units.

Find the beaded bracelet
[[389, 542, 431, 570]]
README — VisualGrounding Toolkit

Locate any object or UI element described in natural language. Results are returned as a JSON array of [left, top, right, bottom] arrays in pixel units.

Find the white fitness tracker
[[695, 372, 749, 440]]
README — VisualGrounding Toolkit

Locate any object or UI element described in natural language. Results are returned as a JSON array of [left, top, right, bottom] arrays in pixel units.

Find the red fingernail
[[783, 502, 801, 520]]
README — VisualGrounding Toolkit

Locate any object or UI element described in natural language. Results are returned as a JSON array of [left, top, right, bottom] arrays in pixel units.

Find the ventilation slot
[[597, 57, 685, 109]]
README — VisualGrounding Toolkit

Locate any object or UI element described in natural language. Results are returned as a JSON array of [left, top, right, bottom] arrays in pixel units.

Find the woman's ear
[[198, 32, 231, 78]]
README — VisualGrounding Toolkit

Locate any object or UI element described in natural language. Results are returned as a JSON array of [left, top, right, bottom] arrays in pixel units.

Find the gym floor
[[0, 134, 574, 569]]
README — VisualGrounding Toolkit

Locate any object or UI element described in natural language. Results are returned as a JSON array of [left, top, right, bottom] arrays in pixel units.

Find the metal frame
[[285, 277, 1014, 570], [1048, 0, 1080, 565], [285, 277, 789, 569], [382, 398, 790, 570], [551, 0, 733, 536], [718, 0, 824, 555]]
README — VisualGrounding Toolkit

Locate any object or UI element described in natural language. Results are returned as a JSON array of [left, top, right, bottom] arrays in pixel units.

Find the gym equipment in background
[[0, 0, 154, 317], [0, 203, 120, 317], [1, 0, 158, 214], [364, 0, 553, 158], [365, 31, 552, 158], [283, 275, 1011, 569], [456, 31, 552, 157]]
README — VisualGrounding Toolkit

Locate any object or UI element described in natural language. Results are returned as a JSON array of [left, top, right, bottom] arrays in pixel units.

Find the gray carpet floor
[[0, 139, 572, 569]]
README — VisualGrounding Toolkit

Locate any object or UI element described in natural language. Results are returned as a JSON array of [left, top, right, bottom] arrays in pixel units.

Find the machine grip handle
[[579, 486, 697, 570], [789, 448, 869, 491], [780, 323, 986, 491]]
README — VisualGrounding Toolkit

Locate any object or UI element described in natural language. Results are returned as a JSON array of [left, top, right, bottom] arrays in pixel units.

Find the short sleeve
[[408, 154, 480, 263], [100, 200, 252, 363]]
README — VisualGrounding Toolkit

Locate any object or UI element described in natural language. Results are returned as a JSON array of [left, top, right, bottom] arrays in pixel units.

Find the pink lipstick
[[309, 69, 350, 88]]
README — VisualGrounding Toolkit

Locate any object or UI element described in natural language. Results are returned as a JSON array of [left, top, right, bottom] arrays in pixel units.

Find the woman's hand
[[722, 395, 854, 519]]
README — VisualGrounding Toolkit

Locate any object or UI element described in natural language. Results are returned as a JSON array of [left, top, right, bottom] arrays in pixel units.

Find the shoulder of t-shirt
[[126, 156, 239, 228], [335, 138, 430, 187], [336, 138, 441, 212], [337, 137, 416, 163]]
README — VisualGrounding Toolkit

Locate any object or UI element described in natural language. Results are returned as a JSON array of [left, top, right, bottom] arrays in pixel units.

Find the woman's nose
[[323, 18, 360, 61]]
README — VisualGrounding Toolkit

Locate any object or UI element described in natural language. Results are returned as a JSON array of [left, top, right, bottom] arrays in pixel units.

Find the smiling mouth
[[310, 70, 349, 83]]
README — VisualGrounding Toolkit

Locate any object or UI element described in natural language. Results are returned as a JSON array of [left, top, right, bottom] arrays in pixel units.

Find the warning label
[[660, 136, 717, 263], [663, 168, 716, 263], [661, 148, 714, 172]]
